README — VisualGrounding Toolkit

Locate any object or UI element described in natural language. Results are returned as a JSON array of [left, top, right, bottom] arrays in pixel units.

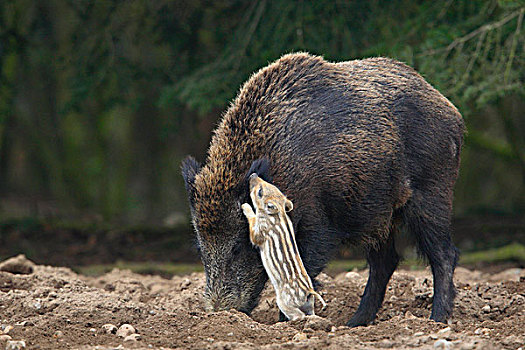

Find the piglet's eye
[[267, 203, 276, 210]]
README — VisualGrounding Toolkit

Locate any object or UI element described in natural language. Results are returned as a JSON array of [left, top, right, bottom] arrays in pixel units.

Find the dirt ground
[[0, 255, 523, 350]]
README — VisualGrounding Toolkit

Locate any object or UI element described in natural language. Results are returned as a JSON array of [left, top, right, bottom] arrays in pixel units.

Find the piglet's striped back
[[242, 174, 326, 320]]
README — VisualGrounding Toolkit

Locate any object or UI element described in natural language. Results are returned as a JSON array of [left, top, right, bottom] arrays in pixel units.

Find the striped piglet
[[242, 173, 326, 321]]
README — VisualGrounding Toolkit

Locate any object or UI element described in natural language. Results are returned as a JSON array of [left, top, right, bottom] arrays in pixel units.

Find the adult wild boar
[[182, 53, 464, 326]]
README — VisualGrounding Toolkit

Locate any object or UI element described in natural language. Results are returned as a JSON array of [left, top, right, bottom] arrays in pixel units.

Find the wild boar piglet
[[242, 173, 326, 321]]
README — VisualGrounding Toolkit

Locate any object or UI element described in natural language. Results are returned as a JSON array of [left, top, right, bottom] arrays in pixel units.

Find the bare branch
[[504, 8, 524, 84], [417, 9, 523, 57]]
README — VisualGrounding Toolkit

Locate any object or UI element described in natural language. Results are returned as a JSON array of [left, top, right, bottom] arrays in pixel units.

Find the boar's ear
[[181, 156, 201, 203], [246, 158, 272, 182]]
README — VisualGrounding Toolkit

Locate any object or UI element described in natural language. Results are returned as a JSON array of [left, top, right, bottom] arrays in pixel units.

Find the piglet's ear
[[246, 158, 272, 182], [285, 199, 293, 212], [181, 156, 202, 205]]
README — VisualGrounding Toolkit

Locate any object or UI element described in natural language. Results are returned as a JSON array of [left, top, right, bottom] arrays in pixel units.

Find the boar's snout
[[203, 277, 263, 314], [201, 249, 268, 314], [204, 287, 239, 312]]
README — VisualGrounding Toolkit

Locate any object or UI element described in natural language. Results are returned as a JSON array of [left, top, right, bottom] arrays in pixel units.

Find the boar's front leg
[[347, 233, 399, 327]]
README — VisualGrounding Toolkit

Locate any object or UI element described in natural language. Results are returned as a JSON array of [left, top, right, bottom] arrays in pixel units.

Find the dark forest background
[[0, 0, 524, 267]]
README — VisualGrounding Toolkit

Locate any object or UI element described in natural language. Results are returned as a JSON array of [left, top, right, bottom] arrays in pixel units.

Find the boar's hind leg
[[403, 193, 459, 323], [347, 233, 399, 327]]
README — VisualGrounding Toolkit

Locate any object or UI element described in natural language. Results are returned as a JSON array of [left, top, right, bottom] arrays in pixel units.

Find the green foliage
[[460, 242, 525, 265], [327, 243, 525, 273], [0, 0, 523, 223]]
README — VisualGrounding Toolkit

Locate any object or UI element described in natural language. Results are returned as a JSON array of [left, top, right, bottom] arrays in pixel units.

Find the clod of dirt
[[0, 255, 34, 275], [303, 315, 333, 332], [5, 340, 26, 350], [53, 331, 64, 339], [124, 333, 142, 341], [101, 324, 117, 334], [292, 332, 308, 342], [116, 324, 135, 338], [489, 268, 523, 282]]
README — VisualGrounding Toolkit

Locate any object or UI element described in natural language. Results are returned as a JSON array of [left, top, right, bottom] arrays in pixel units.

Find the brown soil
[[0, 255, 523, 350]]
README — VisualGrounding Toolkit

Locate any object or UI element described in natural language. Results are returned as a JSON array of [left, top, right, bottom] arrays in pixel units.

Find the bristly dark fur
[[181, 157, 201, 194], [182, 52, 465, 326]]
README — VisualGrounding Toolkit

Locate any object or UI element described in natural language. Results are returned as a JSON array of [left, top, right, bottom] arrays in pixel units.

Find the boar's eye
[[267, 203, 276, 211], [258, 187, 263, 198]]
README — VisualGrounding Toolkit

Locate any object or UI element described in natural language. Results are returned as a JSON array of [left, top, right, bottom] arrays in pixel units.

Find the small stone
[[438, 327, 451, 334], [292, 332, 308, 342], [405, 311, 417, 319], [124, 333, 141, 341], [149, 310, 156, 315], [433, 339, 452, 349], [474, 327, 490, 336], [1, 325, 13, 335], [227, 332, 234, 336], [5, 340, 26, 350], [53, 331, 64, 338], [0, 335, 13, 341], [101, 324, 117, 334], [180, 279, 191, 289], [14, 322, 32, 327], [481, 305, 490, 313], [89, 328, 97, 333], [413, 331, 424, 337], [116, 324, 135, 338]]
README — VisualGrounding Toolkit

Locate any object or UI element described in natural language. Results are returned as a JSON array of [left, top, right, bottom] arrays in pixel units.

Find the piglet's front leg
[[241, 203, 264, 246]]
